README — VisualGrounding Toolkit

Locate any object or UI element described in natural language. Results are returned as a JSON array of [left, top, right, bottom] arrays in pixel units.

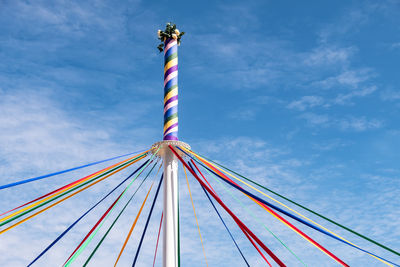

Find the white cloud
[[300, 112, 383, 131], [0, 87, 155, 267], [0, 89, 148, 178], [338, 116, 383, 131], [313, 69, 374, 89], [380, 89, 400, 101], [304, 46, 355, 66], [391, 42, 400, 49], [312, 139, 351, 151], [287, 96, 324, 111], [316, 2, 396, 44], [11, 1, 130, 37], [300, 112, 330, 126], [332, 85, 377, 105], [287, 86, 377, 112], [229, 108, 257, 120]]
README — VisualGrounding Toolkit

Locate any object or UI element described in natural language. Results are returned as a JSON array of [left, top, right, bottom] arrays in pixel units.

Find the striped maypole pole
[[162, 29, 180, 140], [156, 23, 186, 267]]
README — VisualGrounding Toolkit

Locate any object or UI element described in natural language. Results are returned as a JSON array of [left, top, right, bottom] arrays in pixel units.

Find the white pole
[[163, 148, 179, 267]]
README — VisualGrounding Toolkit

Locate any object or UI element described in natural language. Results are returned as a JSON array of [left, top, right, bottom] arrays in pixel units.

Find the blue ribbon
[[1, 149, 147, 190]]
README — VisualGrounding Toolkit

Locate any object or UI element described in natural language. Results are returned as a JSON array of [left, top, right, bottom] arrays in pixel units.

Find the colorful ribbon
[[189, 149, 398, 266], [169, 145, 286, 267], [65, 159, 160, 266], [190, 149, 400, 260], [0, 155, 146, 235], [189, 159, 305, 266], [27, 159, 149, 267], [163, 38, 179, 140], [195, 156, 350, 266], [187, 160, 276, 267], [0, 152, 147, 226], [83, 163, 163, 267]]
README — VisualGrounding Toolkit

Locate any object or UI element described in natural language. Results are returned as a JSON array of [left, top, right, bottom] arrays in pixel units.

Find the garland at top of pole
[[157, 23, 185, 141]]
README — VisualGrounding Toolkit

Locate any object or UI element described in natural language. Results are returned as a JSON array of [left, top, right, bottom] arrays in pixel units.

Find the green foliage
[[157, 22, 185, 52]]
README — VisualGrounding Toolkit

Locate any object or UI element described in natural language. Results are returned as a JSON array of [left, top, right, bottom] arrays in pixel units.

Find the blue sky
[[0, 0, 399, 266]]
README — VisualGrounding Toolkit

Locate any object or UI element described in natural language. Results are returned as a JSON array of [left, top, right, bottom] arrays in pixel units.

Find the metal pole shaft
[[163, 149, 179, 267]]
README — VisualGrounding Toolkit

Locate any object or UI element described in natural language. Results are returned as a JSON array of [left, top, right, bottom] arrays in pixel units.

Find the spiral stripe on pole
[[163, 38, 179, 140]]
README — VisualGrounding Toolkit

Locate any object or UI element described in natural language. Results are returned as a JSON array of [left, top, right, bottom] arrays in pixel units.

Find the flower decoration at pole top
[[157, 22, 185, 52]]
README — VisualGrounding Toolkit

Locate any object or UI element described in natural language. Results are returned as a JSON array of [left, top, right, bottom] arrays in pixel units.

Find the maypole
[[151, 23, 189, 267]]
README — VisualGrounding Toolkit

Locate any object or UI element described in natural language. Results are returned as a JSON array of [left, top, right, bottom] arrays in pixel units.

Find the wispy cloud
[[312, 69, 375, 89], [311, 138, 351, 151], [300, 112, 330, 127], [332, 85, 377, 105], [287, 96, 325, 111], [315, 2, 396, 44], [380, 89, 400, 101], [287, 86, 377, 111], [337, 116, 383, 131], [228, 108, 258, 120], [304, 46, 356, 66], [300, 113, 383, 131], [318, 8, 370, 43], [391, 42, 400, 49], [0, 89, 152, 178]]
